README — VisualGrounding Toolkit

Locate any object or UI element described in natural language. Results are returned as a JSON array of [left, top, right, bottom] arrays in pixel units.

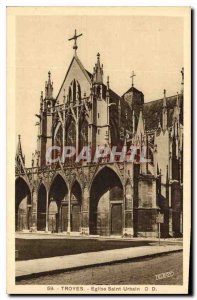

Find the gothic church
[[15, 31, 183, 238]]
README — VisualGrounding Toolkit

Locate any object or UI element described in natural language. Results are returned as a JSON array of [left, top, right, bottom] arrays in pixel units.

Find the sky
[[15, 14, 184, 166]]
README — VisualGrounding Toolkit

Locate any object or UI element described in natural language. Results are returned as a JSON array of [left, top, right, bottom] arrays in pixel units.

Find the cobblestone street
[[17, 252, 182, 285]]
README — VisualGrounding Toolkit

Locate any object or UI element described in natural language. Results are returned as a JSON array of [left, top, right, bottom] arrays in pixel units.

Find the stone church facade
[[15, 36, 183, 238]]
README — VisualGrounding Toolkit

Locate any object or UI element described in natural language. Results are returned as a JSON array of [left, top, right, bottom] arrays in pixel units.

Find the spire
[[40, 91, 43, 111], [16, 135, 25, 168], [106, 76, 110, 97], [107, 75, 109, 90], [163, 89, 167, 107], [173, 92, 180, 123], [48, 71, 51, 83], [136, 108, 145, 136], [93, 53, 103, 84], [162, 89, 167, 131], [45, 71, 53, 99], [16, 135, 22, 156]]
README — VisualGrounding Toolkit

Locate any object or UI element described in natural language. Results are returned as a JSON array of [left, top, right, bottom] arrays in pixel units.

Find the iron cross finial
[[130, 71, 136, 87], [68, 29, 83, 54]]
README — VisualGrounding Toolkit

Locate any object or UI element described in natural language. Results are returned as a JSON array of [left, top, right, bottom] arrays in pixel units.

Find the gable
[[56, 55, 92, 104]]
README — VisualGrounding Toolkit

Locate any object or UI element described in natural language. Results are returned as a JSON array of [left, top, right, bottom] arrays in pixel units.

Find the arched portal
[[15, 177, 31, 231], [49, 174, 68, 232], [37, 184, 47, 231], [89, 167, 124, 236], [71, 181, 82, 232]]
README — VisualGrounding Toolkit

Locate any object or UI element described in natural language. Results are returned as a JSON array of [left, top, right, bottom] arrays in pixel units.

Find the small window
[[98, 113, 100, 118], [98, 129, 100, 135]]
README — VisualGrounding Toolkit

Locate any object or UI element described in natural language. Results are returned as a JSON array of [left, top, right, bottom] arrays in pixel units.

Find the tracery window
[[68, 79, 81, 105]]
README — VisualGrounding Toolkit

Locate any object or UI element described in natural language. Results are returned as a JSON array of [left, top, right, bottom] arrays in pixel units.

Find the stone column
[[180, 211, 183, 234], [153, 145, 158, 177], [67, 189, 71, 233], [45, 189, 49, 232], [30, 189, 37, 232], [169, 208, 173, 237], [123, 181, 134, 237], [58, 206, 62, 233], [81, 185, 90, 235]]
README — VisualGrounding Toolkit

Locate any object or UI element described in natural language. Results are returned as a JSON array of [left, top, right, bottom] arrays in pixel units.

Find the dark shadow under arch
[[71, 180, 82, 232], [37, 183, 47, 231], [89, 167, 123, 236], [49, 174, 68, 232], [15, 177, 31, 231]]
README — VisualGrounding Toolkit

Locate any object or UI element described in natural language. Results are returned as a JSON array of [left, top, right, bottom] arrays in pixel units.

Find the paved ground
[[17, 251, 183, 285], [16, 237, 152, 261], [16, 243, 182, 280], [16, 233, 182, 261]]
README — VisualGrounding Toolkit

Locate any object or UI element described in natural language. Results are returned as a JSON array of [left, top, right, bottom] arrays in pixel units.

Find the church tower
[[39, 71, 55, 166], [89, 53, 110, 150]]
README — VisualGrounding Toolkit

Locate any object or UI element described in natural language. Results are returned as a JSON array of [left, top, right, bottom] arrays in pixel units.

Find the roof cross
[[68, 29, 83, 54], [130, 71, 136, 87]]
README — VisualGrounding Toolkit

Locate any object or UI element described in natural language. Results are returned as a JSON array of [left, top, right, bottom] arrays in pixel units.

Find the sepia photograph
[[6, 6, 191, 294]]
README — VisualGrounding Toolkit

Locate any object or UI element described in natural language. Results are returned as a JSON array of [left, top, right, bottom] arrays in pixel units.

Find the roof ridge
[[144, 93, 182, 105]]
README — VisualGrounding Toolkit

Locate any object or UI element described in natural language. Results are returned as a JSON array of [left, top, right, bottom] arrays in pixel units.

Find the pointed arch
[[73, 79, 76, 104], [90, 164, 123, 191], [37, 180, 47, 194], [15, 176, 31, 231], [15, 175, 31, 192], [89, 166, 124, 236], [50, 172, 68, 190], [70, 175, 83, 191], [77, 81, 81, 103], [71, 180, 82, 203], [49, 173, 68, 203], [49, 173, 68, 232]]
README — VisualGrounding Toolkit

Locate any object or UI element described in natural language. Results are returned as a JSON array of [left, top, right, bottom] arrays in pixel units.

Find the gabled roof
[[122, 86, 144, 98], [56, 55, 92, 99], [101, 83, 121, 103], [143, 94, 183, 131]]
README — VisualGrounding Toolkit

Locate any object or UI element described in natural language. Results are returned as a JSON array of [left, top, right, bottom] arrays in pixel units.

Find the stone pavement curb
[[16, 245, 183, 281]]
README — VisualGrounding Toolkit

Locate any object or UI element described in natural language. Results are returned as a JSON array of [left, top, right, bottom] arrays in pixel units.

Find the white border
[[1, 1, 195, 299]]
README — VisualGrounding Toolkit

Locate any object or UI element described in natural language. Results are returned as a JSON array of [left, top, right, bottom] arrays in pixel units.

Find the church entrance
[[15, 177, 31, 231], [111, 203, 123, 235], [49, 174, 68, 232], [89, 167, 123, 236], [37, 184, 47, 231], [71, 181, 82, 232]]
